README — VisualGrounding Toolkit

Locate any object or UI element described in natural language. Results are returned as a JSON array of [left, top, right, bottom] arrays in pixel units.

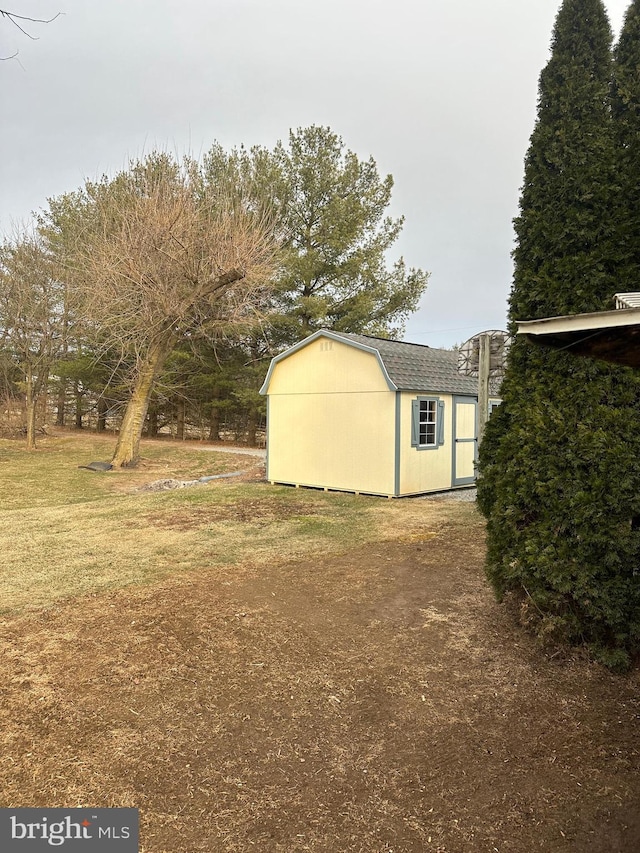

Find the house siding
[[266, 336, 391, 396]]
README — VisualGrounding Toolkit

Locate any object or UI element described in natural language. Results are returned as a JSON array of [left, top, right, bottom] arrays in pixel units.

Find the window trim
[[411, 396, 445, 451]]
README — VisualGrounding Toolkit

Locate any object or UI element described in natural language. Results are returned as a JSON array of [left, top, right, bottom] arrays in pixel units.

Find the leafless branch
[[0, 8, 62, 59], [0, 9, 62, 39]]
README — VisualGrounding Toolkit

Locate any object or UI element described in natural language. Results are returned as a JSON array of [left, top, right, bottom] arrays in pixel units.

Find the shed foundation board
[[267, 480, 475, 499]]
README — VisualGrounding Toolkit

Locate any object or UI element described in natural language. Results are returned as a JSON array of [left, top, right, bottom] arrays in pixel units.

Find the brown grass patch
[[1, 438, 638, 851], [141, 499, 327, 531], [0, 500, 638, 852]]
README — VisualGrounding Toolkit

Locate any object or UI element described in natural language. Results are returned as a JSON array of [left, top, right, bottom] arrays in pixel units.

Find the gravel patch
[[198, 445, 266, 458], [420, 486, 477, 502]]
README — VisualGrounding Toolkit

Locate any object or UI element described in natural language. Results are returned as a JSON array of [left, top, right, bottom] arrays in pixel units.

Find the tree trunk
[[56, 283, 69, 427], [56, 380, 66, 426], [146, 402, 159, 438], [75, 383, 83, 430], [208, 406, 220, 442], [96, 395, 108, 433], [176, 399, 185, 441], [25, 371, 37, 450], [246, 409, 258, 447], [111, 332, 176, 468]]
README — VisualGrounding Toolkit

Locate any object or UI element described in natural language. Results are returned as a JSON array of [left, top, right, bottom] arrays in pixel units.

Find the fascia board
[[259, 330, 325, 395], [517, 308, 640, 336]]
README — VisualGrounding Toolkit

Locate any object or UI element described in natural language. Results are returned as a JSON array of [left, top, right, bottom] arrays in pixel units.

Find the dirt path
[[0, 506, 638, 852]]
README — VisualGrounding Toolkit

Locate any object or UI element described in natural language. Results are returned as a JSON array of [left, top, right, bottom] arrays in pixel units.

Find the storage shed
[[260, 330, 497, 497]]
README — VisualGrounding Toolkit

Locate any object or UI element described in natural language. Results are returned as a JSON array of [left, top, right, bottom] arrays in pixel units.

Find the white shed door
[[452, 396, 477, 486]]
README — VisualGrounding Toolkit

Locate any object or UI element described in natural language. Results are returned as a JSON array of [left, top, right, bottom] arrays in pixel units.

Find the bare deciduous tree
[[52, 154, 277, 467], [0, 232, 64, 447]]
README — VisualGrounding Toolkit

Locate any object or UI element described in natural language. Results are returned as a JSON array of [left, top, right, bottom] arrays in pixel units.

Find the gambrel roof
[[334, 332, 479, 394], [260, 329, 496, 396]]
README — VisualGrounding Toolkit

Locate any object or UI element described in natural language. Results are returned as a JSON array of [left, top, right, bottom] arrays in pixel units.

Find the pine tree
[[202, 127, 429, 346], [272, 126, 428, 340], [477, 0, 640, 670]]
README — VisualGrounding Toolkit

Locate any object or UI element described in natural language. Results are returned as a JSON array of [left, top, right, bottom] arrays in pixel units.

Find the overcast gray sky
[[0, 1, 633, 348]]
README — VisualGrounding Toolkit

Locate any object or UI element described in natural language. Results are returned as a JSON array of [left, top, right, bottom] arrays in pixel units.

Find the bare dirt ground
[[0, 501, 639, 852]]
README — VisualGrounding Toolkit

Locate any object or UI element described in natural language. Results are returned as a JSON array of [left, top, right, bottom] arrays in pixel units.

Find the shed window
[[411, 397, 445, 450]]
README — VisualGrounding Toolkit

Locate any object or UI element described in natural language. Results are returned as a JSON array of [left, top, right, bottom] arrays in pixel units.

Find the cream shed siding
[[265, 336, 391, 395], [398, 391, 453, 494], [265, 337, 397, 495]]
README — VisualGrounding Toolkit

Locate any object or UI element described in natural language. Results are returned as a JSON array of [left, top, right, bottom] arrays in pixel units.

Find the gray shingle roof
[[332, 332, 482, 395], [260, 329, 503, 397]]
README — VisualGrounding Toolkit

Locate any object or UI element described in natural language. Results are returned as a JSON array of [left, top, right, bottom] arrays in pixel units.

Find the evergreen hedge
[[477, 0, 640, 670]]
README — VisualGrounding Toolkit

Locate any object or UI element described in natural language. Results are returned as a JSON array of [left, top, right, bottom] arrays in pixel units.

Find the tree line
[[478, 0, 640, 670], [0, 126, 428, 465]]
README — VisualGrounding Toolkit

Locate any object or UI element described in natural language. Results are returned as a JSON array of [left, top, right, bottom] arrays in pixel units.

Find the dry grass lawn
[[0, 431, 413, 613], [0, 431, 639, 852]]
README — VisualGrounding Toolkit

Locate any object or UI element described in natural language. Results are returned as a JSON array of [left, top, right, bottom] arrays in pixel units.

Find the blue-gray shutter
[[411, 399, 419, 447], [437, 400, 445, 446]]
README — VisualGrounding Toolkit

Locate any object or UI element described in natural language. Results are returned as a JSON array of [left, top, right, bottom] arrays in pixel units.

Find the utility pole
[[477, 333, 491, 447], [458, 329, 510, 460]]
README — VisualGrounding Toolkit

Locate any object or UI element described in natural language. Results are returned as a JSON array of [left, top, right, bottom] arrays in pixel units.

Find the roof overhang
[[516, 307, 640, 369]]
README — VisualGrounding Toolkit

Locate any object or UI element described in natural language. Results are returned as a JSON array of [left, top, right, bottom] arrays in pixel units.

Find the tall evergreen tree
[[202, 127, 429, 346], [272, 126, 428, 341], [191, 128, 429, 444], [477, 0, 640, 669], [611, 0, 640, 291]]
